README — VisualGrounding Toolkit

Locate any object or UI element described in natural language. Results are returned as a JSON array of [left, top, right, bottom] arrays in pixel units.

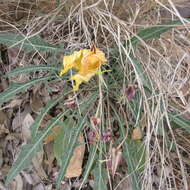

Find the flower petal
[[70, 72, 95, 91], [60, 46, 107, 91], [60, 49, 90, 76]]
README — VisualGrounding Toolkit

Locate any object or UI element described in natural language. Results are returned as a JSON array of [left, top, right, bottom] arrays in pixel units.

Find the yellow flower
[[60, 45, 107, 91]]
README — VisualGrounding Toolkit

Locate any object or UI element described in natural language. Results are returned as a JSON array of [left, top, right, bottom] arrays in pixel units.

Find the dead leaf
[[21, 171, 34, 185], [0, 148, 3, 168], [132, 127, 142, 140], [0, 78, 9, 92], [6, 99, 23, 109], [14, 174, 23, 190], [32, 150, 47, 179], [65, 133, 85, 178], [30, 93, 44, 114], [44, 125, 61, 144], [10, 174, 23, 190], [33, 183, 45, 190], [109, 148, 122, 178], [39, 86, 51, 102], [0, 110, 8, 124], [40, 108, 83, 179], [0, 124, 9, 137], [0, 164, 11, 181], [43, 143, 55, 174], [22, 113, 34, 142], [12, 104, 31, 131], [12, 113, 23, 131]]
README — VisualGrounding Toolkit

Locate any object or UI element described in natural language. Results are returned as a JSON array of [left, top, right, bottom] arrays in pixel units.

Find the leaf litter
[[1, 0, 190, 190]]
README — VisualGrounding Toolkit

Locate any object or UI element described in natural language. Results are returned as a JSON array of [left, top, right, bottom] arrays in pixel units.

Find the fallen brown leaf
[[0, 148, 3, 168], [0, 78, 9, 93], [108, 148, 122, 178], [0, 110, 8, 124], [22, 113, 34, 142], [0, 124, 9, 138], [32, 150, 47, 180], [13, 174, 23, 190], [132, 127, 142, 140], [30, 93, 44, 114], [5, 99, 23, 109], [44, 124, 85, 178], [65, 132, 85, 178], [43, 125, 61, 144], [12, 105, 31, 131], [33, 183, 45, 190]]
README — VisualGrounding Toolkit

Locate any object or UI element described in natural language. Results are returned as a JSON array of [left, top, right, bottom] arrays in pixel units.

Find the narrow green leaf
[[0, 76, 54, 106], [0, 33, 61, 52], [56, 116, 86, 190], [169, 112, 190, 133], [128, 54, 152, 91], [5, 143, 42, 185], [123, 140, 146, 174], [31, 97, 64, 138], [4, 65, 60, 78], [78, 92, 99, 114], [53, 119, 73, 165], [122, 141, 142, 190], [110, 104, 142, 190], [129, 19, 190, 47], [80, 144, 98, 188], [92, 149, 107, 190], [5, 111, 68, 185], [53, 126, 66, 165]]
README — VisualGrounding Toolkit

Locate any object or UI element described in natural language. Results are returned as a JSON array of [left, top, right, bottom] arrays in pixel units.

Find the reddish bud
[[101, 129, 112, 142], [91, 117, 101, 126], [87, 130, 97, 144], [123, 85, 136, 101]]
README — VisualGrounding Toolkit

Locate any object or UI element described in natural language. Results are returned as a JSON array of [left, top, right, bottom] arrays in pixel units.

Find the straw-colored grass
[[0, 0, 190, 189]]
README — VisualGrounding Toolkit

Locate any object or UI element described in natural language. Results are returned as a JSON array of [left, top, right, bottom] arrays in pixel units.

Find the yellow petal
[[78, 47, 106, 79], [70, 72, 95, 91], [60, 49, 90, 76], [60, 55, 75, 76], [60, 46, 107, 91]]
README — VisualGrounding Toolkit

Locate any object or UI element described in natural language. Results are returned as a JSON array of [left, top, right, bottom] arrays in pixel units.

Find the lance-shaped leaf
[[0, 76, 54, 106], [56, 115, 86, 190], [80, 144, 98, 188], [30, 97, 64, 138], [169, 112, 190, 134], [0, 33, 61, 53], [92, 149, 108, 190], [128, 19, 190, 47], [5, 111, 68, 185], [110, 104, 143, 190], [4, 65, 60, 78]]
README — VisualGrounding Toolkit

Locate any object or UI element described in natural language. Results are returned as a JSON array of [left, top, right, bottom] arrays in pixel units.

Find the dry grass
[[0, 0, 190, 189]]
